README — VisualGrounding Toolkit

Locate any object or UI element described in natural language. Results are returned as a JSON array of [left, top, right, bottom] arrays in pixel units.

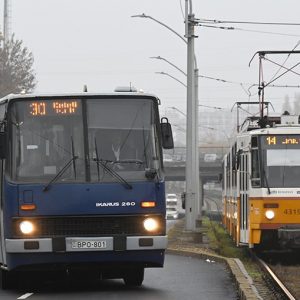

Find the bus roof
[[0, 92, 161, 105]]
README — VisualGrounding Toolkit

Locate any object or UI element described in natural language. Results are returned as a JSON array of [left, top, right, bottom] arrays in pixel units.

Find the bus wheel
[[123, 268, 144, 287], [0, 269, 18, 290]]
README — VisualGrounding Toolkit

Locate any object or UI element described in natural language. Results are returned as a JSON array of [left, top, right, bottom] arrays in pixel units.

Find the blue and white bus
[[0, 90, 173, 288]]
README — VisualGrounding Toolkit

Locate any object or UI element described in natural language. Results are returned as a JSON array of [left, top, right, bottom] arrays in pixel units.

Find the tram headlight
[[265, 210, 275, 220], [143, 218, 159, 232], [19, 221, 35, 235]]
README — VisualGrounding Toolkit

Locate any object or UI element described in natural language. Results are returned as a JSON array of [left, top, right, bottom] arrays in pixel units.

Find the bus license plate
[[71, 240, 107, 249]]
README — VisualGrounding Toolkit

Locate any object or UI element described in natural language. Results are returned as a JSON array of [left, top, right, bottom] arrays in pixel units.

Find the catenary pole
[[185, 0, 199, 230], [3, 0, 10, 42], [132, 7, 201, 231]]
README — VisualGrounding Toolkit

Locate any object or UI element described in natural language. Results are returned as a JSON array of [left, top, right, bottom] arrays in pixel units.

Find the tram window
[[251, 136, 258, 148], [265, 149, 300, 188], [251, 149, 261, 187]]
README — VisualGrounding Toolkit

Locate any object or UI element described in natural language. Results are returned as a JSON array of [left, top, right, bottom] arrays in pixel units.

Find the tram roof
[[243, 125, 300, 136]]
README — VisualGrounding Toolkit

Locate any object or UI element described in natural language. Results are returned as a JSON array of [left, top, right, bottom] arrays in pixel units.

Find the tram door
[[239, 153, 249, 244], [0, 159, 3, 263]]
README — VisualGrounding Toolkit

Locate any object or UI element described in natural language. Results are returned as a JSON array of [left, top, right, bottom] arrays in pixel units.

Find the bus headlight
[[265, 210, 275, 220], [19, 221, 35, 235], [143, 218, 159, 232]]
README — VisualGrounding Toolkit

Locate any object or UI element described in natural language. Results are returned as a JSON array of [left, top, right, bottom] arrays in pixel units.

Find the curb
[[167, 246, 262, 300]]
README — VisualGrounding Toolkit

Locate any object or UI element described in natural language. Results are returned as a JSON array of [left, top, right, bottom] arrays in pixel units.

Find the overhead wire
[[172, 15, 300, 105], [179, 0, 185, 20], [198, 24, 300, 37], [198, 19, 300, 26], [198, 74, 300, 103], [267, 40, 300, 82], [263, 61, 300, 88], [247, 43, 300, 98], [197, 20, 300, 99], [264, 57, 300, 77]]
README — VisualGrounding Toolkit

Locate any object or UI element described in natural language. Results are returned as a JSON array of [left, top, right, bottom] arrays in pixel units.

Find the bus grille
[[12, 215, 165, 238]]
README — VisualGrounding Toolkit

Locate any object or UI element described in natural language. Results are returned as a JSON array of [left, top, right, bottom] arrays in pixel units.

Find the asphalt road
[[1, 254, 237, 300]]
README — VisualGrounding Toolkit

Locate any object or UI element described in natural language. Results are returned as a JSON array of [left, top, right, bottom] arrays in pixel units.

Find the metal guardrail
[[163, 147, 223, 182]]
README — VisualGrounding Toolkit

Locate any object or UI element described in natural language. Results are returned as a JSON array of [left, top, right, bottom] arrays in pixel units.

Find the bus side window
[[0, 104, 6, 159], [0, 103, 5, 247]]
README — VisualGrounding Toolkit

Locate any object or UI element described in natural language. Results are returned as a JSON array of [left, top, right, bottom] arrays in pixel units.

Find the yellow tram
[[222, 113, 300, 249]]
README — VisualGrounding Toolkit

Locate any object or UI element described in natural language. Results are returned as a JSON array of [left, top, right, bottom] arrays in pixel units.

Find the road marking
[[17, 293, 34, 299]]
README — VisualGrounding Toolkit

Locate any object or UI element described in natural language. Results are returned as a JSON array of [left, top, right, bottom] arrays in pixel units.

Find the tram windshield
[[9, 98, 159, 183], [261, 135, 300, 188]]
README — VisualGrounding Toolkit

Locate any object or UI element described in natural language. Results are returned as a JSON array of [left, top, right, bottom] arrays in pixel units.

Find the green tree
[[0, 34, 36, 98]]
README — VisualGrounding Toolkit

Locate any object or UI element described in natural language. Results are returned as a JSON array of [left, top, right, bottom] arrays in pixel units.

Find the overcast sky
[[2, 0, 300, 116]]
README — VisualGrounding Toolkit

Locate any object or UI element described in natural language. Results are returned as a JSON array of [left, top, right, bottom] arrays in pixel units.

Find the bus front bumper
[[5, 236, 168, 253]]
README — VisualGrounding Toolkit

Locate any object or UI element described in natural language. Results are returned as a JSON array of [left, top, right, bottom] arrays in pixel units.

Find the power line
[[198, 18, 300, 26], [264, 57, 300, 78], [199, 104, 224, 110], [268, 40, 300, 83], [198, 24, 300, 37], [179, 0, 185, 20]]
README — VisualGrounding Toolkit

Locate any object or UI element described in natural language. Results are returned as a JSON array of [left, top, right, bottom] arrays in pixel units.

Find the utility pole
[[185, 0, 199, 231], [132, 8, 202, 231], [3, 0, 11, 42]]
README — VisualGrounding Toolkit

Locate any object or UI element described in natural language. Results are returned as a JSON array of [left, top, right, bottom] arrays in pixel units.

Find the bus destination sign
[[29, 100, 80, 116]]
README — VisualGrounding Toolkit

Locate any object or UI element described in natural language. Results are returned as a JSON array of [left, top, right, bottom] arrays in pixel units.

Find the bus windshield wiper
[[93, 158, 133, 190], [43, 156, 78, 192], [43, 137, 78, 192], [94, 138, 132, 190], [71, 136, 77, 179]]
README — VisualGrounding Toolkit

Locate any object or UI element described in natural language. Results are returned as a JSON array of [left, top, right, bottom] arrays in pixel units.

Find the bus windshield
[[9, 97, 158, 183]]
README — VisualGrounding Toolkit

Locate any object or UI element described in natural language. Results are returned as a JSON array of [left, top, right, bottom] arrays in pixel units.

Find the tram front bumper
[[278, 226, 300, 248], [5, 235, 168, 253]]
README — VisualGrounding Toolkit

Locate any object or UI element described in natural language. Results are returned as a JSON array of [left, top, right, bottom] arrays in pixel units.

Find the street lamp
[[184, 0, 200, 230], [131, 13, 187, 44], [168, 106, 186, 117], [199, 104, 223, 110], [132, 4, 200, 231], [150, 56, 187, 76], [155, 72, 187, 88]]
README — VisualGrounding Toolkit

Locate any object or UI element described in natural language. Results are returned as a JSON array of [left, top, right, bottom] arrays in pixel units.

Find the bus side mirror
[[160, 117, 174, 149], [0, 132, 7, 159]]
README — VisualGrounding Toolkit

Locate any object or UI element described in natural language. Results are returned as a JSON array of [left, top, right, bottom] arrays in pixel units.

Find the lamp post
[[169, 106, 187, 118], [132, 4, 200, 231], [184, 0, 199, 230], [3, 0, 11, 43], [150, 56, 187, 76], [131, 13, 187, 44], [155, 72, 187, 88]]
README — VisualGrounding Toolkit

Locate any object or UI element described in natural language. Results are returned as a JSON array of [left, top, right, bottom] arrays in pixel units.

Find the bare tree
[[0, 34, 36, 98], [294, 93, 300, 115], [282, 95, 292, 114]]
